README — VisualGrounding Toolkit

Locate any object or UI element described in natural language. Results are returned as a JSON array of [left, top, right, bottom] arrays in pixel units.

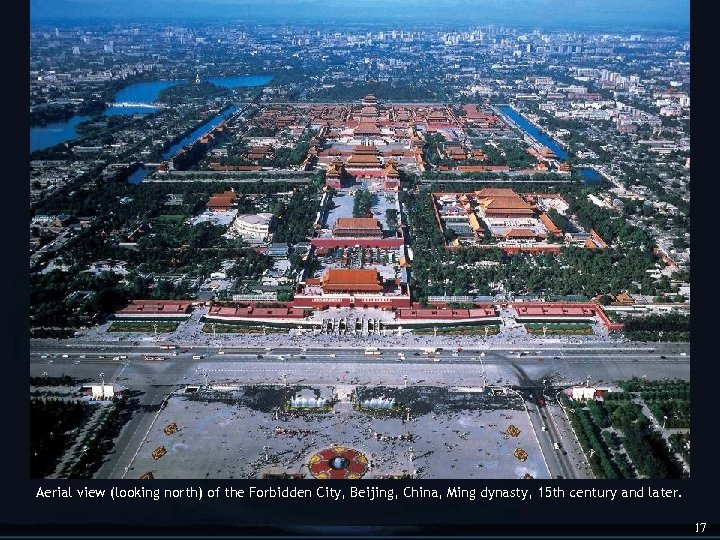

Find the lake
[[207, 74, 273, 88], [30, 114, 91, 153], [30, 75, 272, 153]]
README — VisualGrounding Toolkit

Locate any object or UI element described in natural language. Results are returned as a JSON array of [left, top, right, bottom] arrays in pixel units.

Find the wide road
[[31, 342, 690, 388], [30, 340, 689, 480]]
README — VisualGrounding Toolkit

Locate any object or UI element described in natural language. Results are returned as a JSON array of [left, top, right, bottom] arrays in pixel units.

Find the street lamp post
[[479, 352, 487, 388]]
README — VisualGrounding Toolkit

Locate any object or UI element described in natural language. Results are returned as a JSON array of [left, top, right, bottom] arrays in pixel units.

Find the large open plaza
[[120, 384, 549, 479]]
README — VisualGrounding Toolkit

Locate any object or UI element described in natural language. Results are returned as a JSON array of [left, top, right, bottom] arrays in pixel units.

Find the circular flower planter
[[308, 445, 369, 479]]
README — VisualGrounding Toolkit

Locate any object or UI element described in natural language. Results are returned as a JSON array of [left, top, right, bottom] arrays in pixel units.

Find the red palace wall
[[311, 237, 405, 249], [292, 295, 411, 309]]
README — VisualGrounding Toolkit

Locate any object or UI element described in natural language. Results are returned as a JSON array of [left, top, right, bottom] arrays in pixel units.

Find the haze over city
[[31, 0, 690, 29]]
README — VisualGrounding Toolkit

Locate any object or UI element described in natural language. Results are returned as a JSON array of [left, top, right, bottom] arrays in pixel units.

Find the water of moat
[[497, 105, 568, 160]]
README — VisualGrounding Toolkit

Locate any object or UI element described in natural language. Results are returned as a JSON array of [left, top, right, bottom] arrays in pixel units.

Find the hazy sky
[[31, 0, 690, 30]]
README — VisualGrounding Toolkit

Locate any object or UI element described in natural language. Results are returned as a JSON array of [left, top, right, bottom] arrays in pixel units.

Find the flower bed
[[308, 446, 369, 479]]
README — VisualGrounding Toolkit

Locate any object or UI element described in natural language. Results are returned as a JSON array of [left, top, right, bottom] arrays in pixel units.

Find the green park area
[[108, 321, 180, 333], [202, 323, 288, 334], [524, 323, 593, 335], [413, 325, 500, 336], [561, 378, 689, 479]]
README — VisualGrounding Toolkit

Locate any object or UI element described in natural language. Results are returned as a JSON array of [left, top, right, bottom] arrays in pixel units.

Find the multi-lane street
[[30, 338, 689, 479]]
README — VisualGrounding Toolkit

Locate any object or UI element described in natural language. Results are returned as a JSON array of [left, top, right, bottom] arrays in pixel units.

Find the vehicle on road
[[365, 348, 382, 356], [192, 355, 203, 360], [61, 354, 68, 358], [218, 351, 225, 355]]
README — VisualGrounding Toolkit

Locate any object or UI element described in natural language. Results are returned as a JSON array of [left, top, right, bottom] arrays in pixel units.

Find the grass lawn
[[414, 325, 500, 336], [525, 323, 593, 335], [108, 321, 180, 333], [202, 323, 288, 334]]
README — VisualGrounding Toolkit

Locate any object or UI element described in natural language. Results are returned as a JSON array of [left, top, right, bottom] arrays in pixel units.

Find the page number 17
[[695, 523, 707, 533]]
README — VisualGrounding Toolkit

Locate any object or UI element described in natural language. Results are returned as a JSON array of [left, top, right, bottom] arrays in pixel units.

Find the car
[[40, 355, 48, 359], [218, 351, 225, 355], [660, 355, 667, 359], [680, 352, 687, 357], [61, 354, 69, 358]]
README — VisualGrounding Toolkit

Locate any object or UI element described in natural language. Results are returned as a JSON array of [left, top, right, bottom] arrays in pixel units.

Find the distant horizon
[[30, 0, 690, 31]]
